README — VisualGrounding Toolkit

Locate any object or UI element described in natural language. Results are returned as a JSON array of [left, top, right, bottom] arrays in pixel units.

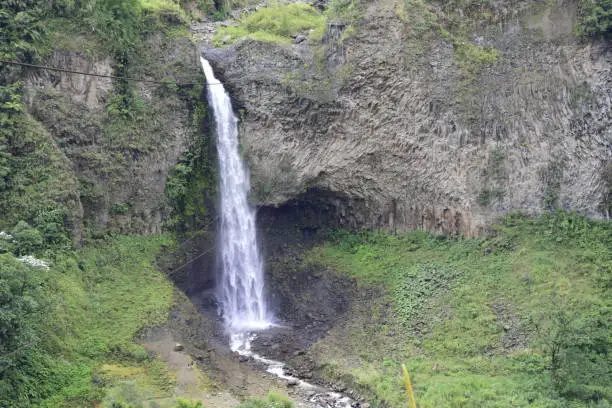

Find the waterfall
[[197, 59, 355, 407], [200, 57, 272, 334]]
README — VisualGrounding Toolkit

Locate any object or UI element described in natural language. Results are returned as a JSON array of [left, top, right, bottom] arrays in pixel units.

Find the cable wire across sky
[[0, 58, 215, 86]]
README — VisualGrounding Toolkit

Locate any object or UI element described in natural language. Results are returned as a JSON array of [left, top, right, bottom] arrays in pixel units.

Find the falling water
[[200, 57, 353, 408], [200, 57, 272, 334]]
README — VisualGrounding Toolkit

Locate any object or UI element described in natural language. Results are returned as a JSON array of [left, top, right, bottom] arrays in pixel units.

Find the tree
[[0, 254, 47, 376], [578, 0, 612, 39]]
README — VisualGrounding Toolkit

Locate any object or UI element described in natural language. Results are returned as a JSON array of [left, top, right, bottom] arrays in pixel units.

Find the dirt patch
[[140, 292, 338, 408], [490, 300, 529, 352]]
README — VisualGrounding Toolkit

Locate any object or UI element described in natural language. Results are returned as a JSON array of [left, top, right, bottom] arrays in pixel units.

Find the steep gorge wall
[[20, 33, 203, 237], [205, 0, 611, 236]]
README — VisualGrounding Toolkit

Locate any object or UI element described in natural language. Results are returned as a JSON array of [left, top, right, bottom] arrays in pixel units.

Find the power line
[[0, 58, 220, 86], [173, 216, 219, 251], [166, 244, 216, 277]]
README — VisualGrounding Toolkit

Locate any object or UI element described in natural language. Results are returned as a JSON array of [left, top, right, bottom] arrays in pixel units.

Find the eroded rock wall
[[205, 0, 611, 236], [22, 34, 201, 236]]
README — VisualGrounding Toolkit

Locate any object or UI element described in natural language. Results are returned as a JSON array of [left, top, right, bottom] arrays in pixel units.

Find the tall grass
[[213, 3, 325, 45], [306, 212, 611, 407], [1, 235, 179, 407]]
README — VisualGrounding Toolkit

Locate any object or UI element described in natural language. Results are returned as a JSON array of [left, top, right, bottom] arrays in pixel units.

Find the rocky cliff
[[204, 0, 611, 236], [20, 32, 203, 237]]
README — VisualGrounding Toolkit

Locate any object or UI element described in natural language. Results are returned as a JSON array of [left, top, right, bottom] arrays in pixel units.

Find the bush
[[0, 254, 50, 406], [102, 381, 145, 408], [577, 0, 612, 38], [81, 0, 143, 52], [11, 221, 44, 256], [174, 398, 204, 408], [535, 302, 611, 402]]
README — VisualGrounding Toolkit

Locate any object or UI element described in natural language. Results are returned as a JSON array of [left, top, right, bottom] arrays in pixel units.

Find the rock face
[[22, 33, 201, 236], [204, 0, 611, 236]]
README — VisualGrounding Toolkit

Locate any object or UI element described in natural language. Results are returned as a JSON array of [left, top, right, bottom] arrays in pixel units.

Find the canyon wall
[[205, 0, 611, 236]]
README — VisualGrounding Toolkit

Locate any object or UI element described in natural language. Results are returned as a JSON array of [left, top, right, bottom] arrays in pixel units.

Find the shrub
[[577, 0, 612, 39], [11, 221, 44, 256], [535, 301, 611, 402], [0, 254, 50, 406], [174, 398, 204, 408]]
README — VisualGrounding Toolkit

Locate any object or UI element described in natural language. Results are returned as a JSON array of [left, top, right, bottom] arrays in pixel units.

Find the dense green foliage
[[0, 255, 48, 400], [577, 0, 612, 38], [308, 212, 611, 407], [213, 3, 326, 45], [0, 1, 220, 407], [1, 0, 218, 239], [0, 235, 177, 408], [166, 93, 217, 232]]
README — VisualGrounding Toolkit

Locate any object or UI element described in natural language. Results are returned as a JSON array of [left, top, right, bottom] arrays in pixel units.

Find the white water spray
[[200, 57, 272, 333]]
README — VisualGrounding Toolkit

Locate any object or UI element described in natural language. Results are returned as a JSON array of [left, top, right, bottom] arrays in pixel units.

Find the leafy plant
[[165, 96, 217, 232], [576, 0, 612, 39], [534, 299, 611, 402], [10, 221, 44, 256], [0, 254, 50, 406], [306, 212, 611, 407], [174, 398, 204, 408]]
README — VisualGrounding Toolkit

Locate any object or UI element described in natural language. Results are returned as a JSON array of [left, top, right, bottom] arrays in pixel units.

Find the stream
[[231, 331, 354, 408]]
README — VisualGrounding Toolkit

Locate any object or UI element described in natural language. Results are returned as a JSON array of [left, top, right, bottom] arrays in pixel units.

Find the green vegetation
[[0, 0, 207, 238], [307, 212, 611, 407], [0, 235, 182, 407], [0, 111, 79, 244], [327, 0, 362, 24], [238, 392, 294, 408], [101, 381, 205, 407], [0, 2, 220, 408], [453, 39, 499, 76], [213, 3, 326, 46], [165, 92, 217, 232], [577, 0, 612, 39], [212, 0, 370, 46]]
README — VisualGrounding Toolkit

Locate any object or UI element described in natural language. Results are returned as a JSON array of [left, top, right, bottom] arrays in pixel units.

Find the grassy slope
[[306, 213, 611, 407], [37, 235, 177, 407], [213, 3, 326, 45], [0, 236, 179, 407]]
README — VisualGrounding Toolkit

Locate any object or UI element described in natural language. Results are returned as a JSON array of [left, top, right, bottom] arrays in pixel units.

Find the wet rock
[[173, 343, 184, 351], [295, 34, 307, 44], [287, 379, 299, 386], [239, 355, 249, 362]]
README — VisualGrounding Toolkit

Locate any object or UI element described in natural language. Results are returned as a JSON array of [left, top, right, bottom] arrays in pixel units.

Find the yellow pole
[[402, 364, 417, 408]]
